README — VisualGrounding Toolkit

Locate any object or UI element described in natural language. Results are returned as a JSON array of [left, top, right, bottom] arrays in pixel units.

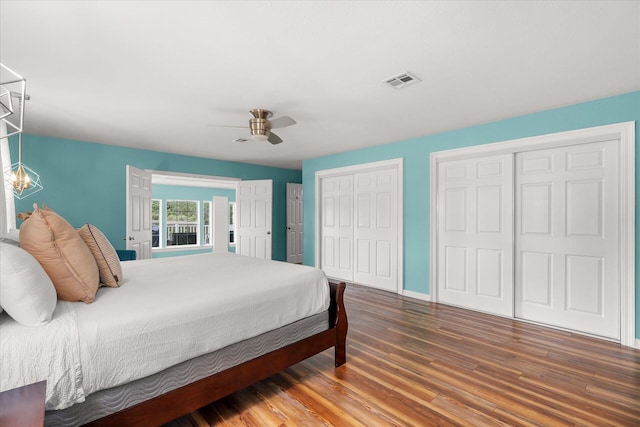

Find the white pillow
[[0, 242, 57, 326], [0, 228, 20, 247], [0, 230, 21, 314], [6, 228, 20, 243]]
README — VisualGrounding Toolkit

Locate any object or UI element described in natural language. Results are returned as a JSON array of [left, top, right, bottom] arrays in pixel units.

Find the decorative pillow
[[78, 224, 123, 288], [0, 242, 57, 326], [19, 204, 99, 303]]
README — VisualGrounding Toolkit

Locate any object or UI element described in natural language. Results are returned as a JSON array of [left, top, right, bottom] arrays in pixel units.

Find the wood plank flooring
[[164, 284, 640, 426]]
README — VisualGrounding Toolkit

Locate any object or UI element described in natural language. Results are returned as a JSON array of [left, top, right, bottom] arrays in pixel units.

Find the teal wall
[[302, 91, 640, 338], [10, 136, 301, 261], [151, 184, 236, 256]]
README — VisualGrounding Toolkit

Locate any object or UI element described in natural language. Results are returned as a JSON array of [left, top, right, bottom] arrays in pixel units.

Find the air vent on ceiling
[[233, 138, 250, 143], [383, 72, 421, 89]]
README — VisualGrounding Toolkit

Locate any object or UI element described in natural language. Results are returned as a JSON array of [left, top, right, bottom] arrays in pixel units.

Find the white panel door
[[437, 154, 514, 316], [515, 140, 619, 339], [353, 168, 398, 292], [126, 165, 152, 260], [236, 180, 272, 259], [286, 183, 303, 263], [320, 175, 354, 281]]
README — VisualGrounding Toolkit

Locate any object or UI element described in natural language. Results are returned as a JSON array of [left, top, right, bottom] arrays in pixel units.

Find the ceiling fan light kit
[[249, 109, 271, 140]]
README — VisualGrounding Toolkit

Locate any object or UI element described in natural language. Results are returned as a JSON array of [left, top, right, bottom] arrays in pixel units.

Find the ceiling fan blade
[[269, 116, 296, 129], [267, 131, 283, 145], [208, 124, 248, 129]]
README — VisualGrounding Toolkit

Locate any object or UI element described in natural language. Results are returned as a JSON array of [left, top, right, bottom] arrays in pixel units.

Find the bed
[[0, 251, 348, 427]]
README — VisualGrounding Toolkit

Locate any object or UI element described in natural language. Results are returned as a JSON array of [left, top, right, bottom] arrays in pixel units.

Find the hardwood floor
[[164, 284, 640, 426]]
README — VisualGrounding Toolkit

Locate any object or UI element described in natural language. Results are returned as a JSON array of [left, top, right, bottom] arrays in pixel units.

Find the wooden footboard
[[85, 281, 347, 427]]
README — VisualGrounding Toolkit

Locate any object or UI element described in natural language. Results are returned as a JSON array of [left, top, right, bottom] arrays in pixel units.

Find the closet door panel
[[437, 154, 514, 317], [515, 140, 619, 339], [320, 175, 354, 281], [353, 169, 398, 292]]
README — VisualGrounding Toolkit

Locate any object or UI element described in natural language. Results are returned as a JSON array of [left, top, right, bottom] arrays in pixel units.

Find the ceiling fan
[[210, 109, 296, 145]]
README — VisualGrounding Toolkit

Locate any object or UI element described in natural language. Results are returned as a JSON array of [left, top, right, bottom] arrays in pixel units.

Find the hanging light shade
[[3, 133, 43, 199], [12, 163, 31, 192]]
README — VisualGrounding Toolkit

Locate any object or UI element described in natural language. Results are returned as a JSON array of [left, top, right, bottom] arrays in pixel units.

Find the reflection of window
[[203, 201, 211, 246], [152, 199, 161, 248], [166, 200, 199, 246], [229, 202, 236, 245]]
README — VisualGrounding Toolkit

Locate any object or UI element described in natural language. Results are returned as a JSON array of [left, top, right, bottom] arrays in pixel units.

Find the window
[[229, 202, 236, 245], [203, 201, 211, 246], [166, 200, 199, 246], [152, 197, 231, 251], [152, 199, 161, 248]]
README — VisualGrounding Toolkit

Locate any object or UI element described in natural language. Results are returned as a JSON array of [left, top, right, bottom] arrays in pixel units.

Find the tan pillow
[[19, 204, 99, 303], [78, 224, 122, 288]]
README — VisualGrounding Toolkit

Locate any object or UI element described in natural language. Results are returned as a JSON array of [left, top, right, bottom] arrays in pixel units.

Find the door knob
[[129, 236, 135, 241], [267, 231, 271, 235]]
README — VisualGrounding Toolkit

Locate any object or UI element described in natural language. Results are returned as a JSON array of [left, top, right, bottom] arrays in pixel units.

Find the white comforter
[[0, 252, 329, 410]]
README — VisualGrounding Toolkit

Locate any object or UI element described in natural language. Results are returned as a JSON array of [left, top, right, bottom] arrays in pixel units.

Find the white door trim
[[315, 158, 404, 294], [212, 196, 229, 253], [430, 122, 635, 347]]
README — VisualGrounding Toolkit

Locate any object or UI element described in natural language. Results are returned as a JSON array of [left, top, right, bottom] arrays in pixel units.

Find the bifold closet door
[[515, 140, 620, 339], [437, 154, 514, 316], [320, 175, 354, 281], [353, 169, 398, 292], [320, 165, 400, 291]]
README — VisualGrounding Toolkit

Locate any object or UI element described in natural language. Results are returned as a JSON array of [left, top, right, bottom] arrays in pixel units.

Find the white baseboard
[[402, 289, 431, 302], [634, 339, 640, 350]]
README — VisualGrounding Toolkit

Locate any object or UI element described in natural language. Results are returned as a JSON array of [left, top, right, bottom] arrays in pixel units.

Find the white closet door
[[437, 154, 514, 316], [320, 175, 354, 281], [515, 140, 619, 339], [353, 168, 398, 292]]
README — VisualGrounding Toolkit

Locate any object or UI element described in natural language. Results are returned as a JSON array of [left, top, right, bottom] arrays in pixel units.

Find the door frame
[[430, 121, 635, 347], [315, 158, 404, 294]]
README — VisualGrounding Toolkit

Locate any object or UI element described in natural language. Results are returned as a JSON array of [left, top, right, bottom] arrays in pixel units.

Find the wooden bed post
[[329, 282, 348, 367]]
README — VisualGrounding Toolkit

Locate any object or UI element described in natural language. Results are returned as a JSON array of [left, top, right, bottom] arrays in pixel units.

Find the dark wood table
[[0, 381, 46, 427]]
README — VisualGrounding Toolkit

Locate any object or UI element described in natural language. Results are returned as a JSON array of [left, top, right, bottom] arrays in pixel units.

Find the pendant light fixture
[[1, 63, 43, 199], [8, 133, 42, 199]]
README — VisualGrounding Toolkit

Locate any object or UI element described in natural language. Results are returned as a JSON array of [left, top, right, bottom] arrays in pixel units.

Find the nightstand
[[0, 381, 45, 427]]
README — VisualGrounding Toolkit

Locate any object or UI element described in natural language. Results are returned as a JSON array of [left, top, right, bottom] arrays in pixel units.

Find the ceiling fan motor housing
[[249, 109, 273, 139]]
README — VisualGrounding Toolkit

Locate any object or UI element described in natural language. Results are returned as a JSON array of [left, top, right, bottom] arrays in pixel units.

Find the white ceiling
[[1, 1, 638, 170]]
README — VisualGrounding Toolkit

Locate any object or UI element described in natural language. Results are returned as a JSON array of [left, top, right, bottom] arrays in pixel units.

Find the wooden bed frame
[[85, 281, 348, 427]]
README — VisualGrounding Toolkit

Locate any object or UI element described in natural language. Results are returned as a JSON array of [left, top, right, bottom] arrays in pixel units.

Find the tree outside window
[[166, 200, 199, 246], [152, 199, 161, 248]]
